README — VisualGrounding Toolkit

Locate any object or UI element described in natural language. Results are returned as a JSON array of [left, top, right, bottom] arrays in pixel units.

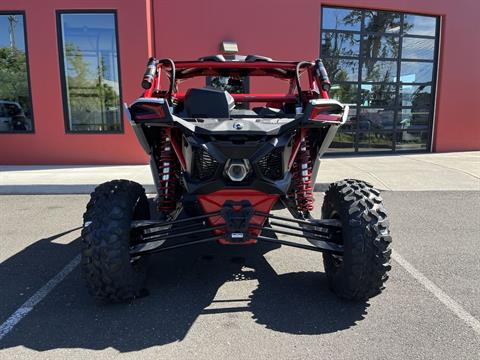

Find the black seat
[[184, 88, 234, 118]]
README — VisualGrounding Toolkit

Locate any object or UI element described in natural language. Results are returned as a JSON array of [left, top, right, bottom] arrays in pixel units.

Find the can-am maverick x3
[[81, 54, 392, 302]]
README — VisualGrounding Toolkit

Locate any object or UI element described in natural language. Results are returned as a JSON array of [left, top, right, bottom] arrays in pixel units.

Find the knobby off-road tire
[[322, 179, 392, 301], [81, 180, 150, 302]]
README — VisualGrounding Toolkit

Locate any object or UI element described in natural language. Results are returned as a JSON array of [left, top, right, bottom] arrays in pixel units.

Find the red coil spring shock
[[156, 129, 179, 213], [292, 136, 314, 213]]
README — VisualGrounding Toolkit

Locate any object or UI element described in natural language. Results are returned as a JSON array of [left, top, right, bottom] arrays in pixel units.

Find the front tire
[[322, 179, 392, 300], [81, 180, 150, 302]]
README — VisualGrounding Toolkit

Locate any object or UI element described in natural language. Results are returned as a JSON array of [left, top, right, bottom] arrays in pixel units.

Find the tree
[[64, 42, 120, 130], [0, 46, 31, 116]]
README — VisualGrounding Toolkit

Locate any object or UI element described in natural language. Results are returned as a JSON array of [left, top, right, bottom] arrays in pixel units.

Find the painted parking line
[[392, 250, 480, 337], [0, 255, 80, 341]]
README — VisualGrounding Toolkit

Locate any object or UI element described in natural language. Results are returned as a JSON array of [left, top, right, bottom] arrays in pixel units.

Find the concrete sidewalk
[[0, 152, 479, 194]]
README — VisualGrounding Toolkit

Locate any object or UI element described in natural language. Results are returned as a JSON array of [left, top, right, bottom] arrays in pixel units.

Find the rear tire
[[322, 179, 392, 300], [81, 180, 150, 302]]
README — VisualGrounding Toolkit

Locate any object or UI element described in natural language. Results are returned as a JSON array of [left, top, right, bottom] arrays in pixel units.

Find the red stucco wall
[[0, 0, 479, 164], [0, 0, 152, 164]]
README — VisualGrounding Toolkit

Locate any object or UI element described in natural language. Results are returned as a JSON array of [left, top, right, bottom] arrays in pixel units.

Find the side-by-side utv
[[81, 54, 392, 303]]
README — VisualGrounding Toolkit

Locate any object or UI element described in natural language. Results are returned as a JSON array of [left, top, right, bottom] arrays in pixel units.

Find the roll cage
[[141, 56, 332, 106]]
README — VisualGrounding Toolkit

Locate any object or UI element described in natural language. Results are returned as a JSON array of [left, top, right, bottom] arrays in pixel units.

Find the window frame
[[0, 11, 35, 134], [56, 9, 124, 134], [320, 5, 440, 154]]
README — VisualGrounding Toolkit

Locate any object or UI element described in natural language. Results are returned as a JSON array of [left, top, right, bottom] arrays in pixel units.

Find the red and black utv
[[81, 54, 392, 302]]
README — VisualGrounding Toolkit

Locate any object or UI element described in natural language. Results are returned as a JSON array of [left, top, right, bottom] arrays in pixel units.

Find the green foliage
[[64, 42, 120, 131], [330, 83, 356, 104], [325, 10, 411, 83], [0, 46, 31, 115], [322, 32, 356, 84]]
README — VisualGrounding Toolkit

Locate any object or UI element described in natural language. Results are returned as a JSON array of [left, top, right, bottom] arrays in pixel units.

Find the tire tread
[[81, 180, 148, 302], [322, 179, 392, 300]]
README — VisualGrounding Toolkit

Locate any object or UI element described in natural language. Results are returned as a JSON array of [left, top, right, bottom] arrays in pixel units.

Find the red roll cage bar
[[142, 57, 331, 104]]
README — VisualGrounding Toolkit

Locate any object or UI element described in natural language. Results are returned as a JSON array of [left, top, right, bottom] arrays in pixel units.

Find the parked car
[[0, 101, 28, 132]]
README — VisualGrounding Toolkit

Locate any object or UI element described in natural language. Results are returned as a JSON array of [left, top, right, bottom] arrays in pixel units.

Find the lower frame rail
[[131, 211, 221, 229], [128, 209, 344, 257], [130, 236, 223, 257], [140, 225, 225, 243], [255, 235, 343, 255]]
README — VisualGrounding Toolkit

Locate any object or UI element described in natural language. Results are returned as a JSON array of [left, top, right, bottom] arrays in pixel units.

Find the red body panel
[[197, 190, 279, 244]]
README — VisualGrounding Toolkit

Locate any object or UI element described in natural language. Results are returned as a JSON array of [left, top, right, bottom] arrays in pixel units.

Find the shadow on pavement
[[0, 229, 368, 352], [0, 227, 82, 321], [249, 271, 368, 334], [0, 185, 157, 195]]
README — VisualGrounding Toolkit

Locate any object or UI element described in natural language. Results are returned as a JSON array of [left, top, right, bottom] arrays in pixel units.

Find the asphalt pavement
[[0, 191, 479, 359]]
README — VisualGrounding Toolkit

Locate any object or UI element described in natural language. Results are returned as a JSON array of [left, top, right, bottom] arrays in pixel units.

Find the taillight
[[308, 100, 349, 124], [310, 106, 342, 122], [135, 113, 164, 120], [134, 104, 166, 120], [129, 100, 168, 122]]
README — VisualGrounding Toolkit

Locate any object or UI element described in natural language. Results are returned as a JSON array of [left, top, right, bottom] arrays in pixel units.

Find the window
[[0, 13, 34, 133], [58, 12, 122, 132], [321, 7, 439, 152]]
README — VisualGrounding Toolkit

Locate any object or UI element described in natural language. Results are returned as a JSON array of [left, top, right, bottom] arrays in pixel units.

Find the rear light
[[133, 103, 166, 121], [308, 100, 349, 124], [135, 113, 163, 120], [310, 106, 342, 122], [127, 98, 170, 123]]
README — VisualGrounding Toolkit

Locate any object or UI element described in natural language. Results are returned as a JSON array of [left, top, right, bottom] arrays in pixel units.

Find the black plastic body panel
[[181, 131, 294, 194]]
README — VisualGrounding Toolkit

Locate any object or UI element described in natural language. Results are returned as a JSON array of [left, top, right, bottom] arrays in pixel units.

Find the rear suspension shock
[[155, 129, 180, 214], [291, 134, 314, 213]]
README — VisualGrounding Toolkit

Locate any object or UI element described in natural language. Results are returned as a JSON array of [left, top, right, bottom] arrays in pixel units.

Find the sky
[[0, 15, 26, 51]]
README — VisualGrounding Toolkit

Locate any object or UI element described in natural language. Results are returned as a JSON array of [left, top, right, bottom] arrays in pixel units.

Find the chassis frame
[[123, 55, 349, 253], [129, 210, 343, 257]]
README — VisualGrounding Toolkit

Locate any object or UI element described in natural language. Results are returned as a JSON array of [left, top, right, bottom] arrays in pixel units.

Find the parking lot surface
[[0, 192, 479, 359]]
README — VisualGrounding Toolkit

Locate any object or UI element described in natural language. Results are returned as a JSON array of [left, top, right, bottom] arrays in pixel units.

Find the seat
[[184, 88, 235, 118]]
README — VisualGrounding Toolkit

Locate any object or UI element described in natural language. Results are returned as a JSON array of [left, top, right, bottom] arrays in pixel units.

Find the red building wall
[[0, 0, 479, 164], [0, 0, 152, 164]]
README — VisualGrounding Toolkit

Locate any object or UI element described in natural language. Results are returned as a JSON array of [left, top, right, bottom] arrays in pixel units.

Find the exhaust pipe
[[225, 159, 250, 182]]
